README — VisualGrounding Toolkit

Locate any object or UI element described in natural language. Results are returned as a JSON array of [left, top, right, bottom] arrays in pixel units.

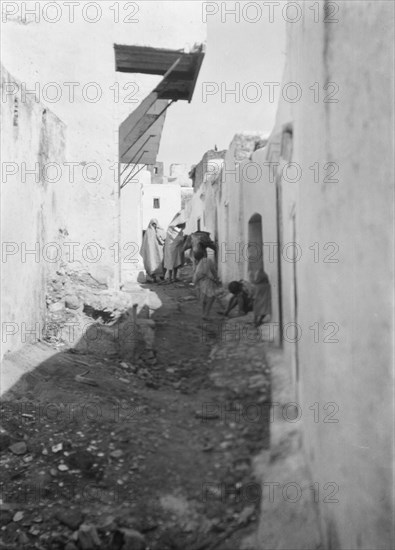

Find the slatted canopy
[[119, 92, 169, 165], [115, 43, 205, 175], [114, 44, 205, 102]]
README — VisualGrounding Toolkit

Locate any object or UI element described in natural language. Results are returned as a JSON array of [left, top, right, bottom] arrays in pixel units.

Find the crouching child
[[224, 269, 272, 326]]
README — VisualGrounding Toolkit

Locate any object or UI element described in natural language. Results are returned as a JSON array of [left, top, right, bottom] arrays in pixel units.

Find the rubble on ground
[[0, 266, 270, 550], [43, 262, 162, 363]]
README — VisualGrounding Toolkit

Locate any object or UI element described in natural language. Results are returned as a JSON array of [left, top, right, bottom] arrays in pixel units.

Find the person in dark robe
[[251, 268, 272, 325], [163, 212, 186, 282]]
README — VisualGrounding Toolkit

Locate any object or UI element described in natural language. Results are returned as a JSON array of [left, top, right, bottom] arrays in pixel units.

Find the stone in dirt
[[78, 524, 101, 549], [110, 449, 124, 459], [64, 543, 79, 550], [9, 441, 27, 455], [145, 380, 159, 389], [65, 295, 81, 310], [13, 511, 24, 522], [237, 505, 255, 524], [1, 510, 13, 526], [55, 509, 84, 530], [111, 528, 146, 550], [74, 374, 99, 386], [49, 301, 64, 312], [67, 450, 95, 472], [98, 516, 116, 531], [18, 531, 30, 545], [0, 429, 11, 452], [195, 410, 220, 420]]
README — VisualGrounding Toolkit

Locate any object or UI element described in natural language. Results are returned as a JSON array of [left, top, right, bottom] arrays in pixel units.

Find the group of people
[[192, 256, 272, 324], [140, 213, 186, 284], [140, 214, 272, 325]]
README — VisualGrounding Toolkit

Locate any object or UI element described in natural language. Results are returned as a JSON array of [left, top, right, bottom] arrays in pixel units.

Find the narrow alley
[[1, 2, 393, 550]]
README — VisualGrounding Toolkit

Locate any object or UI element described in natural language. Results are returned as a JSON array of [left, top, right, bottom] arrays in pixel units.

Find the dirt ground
[[0, 266, 271, 550]]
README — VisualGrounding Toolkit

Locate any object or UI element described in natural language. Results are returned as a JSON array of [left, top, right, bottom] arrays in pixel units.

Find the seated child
[[224, 280, 254, 317]]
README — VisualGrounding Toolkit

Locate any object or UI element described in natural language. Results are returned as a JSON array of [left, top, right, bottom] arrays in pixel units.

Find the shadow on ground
[[0, 266, 271, 550]]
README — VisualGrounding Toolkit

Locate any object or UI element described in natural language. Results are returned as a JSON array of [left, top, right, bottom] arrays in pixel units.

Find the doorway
[[247, 213, 264, 280]]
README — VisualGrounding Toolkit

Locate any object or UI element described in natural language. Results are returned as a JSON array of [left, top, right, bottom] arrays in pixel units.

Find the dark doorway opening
[[247, 213, 264, 281]]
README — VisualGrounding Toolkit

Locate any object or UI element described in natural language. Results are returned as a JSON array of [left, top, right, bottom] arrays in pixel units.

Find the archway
[[247, 213, 264, 281]]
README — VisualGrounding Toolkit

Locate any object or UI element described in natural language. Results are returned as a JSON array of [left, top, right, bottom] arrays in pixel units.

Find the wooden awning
[[114, 43, 205, 102], [116, 43, 205, 173]]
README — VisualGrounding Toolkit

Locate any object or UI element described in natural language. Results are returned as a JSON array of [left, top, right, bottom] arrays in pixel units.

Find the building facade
[[142, 182, 181, 230]]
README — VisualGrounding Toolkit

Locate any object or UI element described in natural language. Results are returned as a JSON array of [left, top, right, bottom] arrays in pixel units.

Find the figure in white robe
[[140, 218, 165, 282]]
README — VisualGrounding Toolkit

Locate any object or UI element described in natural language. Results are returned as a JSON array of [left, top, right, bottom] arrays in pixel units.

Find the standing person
[[251, 267, 272, 325], [163, 212, 186, 283], [140, 218, 165, 283], [193, 257, 221, 320]]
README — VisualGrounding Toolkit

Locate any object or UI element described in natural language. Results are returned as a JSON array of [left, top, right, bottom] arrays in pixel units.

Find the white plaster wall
[[186, 159, 224, 239], [186, 190, 204, 235], [241, 148, 280, 333], [142, 183, 181, 231], [265, 2, 394, 548], [217, 151, 244, 283], [119, 170, 146, 280], [1, 68, 68, 359]]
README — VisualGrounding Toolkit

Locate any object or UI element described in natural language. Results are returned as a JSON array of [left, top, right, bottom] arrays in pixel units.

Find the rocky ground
[[0, 266, 271, 550]]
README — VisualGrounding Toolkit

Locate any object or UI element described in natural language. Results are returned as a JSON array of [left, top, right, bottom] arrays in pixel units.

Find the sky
[[156, 3, 287, 169], [1, 1, 287, 170]]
